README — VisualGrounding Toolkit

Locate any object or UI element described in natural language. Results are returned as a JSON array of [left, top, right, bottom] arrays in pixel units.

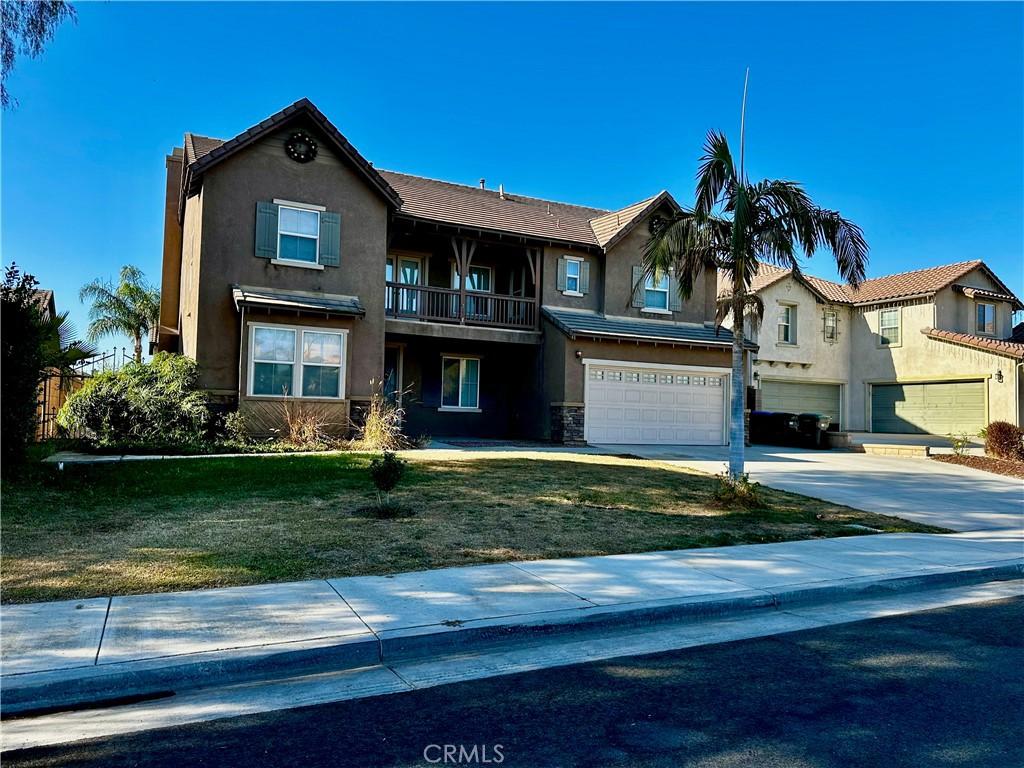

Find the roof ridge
[[378, 169, 610, 215]]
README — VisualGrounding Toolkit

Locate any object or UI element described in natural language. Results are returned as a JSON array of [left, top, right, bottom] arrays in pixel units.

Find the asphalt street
[[5, 598, 1023, 768]]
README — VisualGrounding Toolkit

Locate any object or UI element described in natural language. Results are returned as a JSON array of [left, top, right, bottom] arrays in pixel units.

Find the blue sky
[[3, 2, 1022, 349]]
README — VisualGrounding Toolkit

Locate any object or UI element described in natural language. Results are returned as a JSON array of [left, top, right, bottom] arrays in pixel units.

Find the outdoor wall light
[[575, 350, 583, 360], [995, 369, 1004, 383]]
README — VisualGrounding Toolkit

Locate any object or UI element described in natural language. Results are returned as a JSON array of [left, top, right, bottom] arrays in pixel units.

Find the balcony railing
[[385, 282, 538, 330]]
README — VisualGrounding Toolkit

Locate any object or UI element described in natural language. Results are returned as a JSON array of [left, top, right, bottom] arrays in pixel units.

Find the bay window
[[249, 325, 346, 398]]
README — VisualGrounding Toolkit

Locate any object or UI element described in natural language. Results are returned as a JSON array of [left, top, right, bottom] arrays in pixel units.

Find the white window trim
[[276, 204, 321, 265], [976, 301, 996, 336], [879, 307, 901, 347], [439, 355, 481, 412], [451, 263, 494, 293], [778, 304, 796, 345], [562, 256, 584, 297], [273, 199, 326, 212], [247, 322, 348, 400], [643, 272, 670, 311]]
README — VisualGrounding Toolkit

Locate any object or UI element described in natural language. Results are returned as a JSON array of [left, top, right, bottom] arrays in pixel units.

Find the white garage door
[[585, 365, 727, 445]]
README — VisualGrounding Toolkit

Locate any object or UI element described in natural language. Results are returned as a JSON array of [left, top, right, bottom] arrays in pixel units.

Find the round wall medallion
[[285, 131, 318, 163]]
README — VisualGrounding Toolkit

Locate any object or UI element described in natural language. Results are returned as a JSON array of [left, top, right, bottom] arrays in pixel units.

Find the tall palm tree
[[40, 310, 96, 378], [79, 265, 160, 363], [644, 131, 868, 479]]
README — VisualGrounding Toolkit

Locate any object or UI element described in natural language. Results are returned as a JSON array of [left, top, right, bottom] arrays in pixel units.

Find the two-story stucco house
[[738, 260, 1023, 435], [154, 99, 755, 446]]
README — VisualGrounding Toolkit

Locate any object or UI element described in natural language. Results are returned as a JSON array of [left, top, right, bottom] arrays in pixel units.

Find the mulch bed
[[932, 454, 1024, 479]]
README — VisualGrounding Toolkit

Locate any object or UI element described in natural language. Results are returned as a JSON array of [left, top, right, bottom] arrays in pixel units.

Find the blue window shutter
[[255, 202, 278, 259], [631, 265, 644, 308], [580, 261, 591, 294], [319, 212, 341, 267], [556, 257, 567, 291], [669, 274, 682, 311]]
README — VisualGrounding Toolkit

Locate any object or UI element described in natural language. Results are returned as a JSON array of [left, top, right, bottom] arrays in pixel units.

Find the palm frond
[[695, 131, 737, 214], [811, 209, 869, 287], [714, 292, 764, 332]]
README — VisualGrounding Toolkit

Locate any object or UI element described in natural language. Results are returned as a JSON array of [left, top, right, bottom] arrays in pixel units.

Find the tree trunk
[[728, 287, 746, 479], [133, 332, 142, 363]]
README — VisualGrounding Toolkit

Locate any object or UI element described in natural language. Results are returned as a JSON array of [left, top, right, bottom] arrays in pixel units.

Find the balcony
[[385, 282, 538, 330]]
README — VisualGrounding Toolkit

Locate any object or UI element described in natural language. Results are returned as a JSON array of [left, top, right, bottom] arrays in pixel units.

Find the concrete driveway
[[599, 444, 1024, 533]]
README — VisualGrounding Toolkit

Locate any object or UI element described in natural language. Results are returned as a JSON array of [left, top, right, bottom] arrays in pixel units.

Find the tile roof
[[183, 134, 225, 165], [381, 170, 608, 247], [589, 192, 679, 249], [922, 327, 1024, 360], [542, 306, 757, 350], [231, 285, 365, 317]]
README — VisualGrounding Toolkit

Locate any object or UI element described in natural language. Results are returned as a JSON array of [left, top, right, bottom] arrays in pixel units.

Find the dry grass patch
[[1, 451, 946, 603]]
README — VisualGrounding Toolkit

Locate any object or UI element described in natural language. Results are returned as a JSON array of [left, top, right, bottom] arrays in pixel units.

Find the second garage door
[[871, 380, 985, 435], [585, 366, 726, 445], [760, 380, 842, 427]]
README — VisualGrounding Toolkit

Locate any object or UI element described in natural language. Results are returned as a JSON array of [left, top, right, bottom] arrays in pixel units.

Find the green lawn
[[1, 451, 946, 603]]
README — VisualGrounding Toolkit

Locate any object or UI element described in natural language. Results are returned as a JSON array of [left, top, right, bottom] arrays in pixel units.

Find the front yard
[[1, 451, 946, 603]]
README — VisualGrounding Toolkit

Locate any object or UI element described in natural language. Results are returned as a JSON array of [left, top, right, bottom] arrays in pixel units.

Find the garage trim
[[581, 358, 732, 445]]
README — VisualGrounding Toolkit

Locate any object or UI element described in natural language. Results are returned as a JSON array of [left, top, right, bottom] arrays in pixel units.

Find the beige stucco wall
[[183, 125, 389, 402], [160, 152, 184, 332], [179, 187, 203, 361], [933, 268, 1016, 338], [848, 301, 1018, 430]]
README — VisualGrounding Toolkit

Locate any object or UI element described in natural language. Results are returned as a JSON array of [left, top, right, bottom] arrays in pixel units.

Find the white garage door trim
[[582, 358, 731, 445]]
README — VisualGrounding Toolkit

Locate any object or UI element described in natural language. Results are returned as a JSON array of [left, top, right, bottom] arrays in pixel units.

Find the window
[[642, 372, 657, 384], [386, 256, 421, 313], [823, 310, 838, 342], [452, 265, 492, 292], [441, 357, 480, 410], [976, 302, 996, 335], [564, 258, 582, 294], [278, 206, 320, 263], [778, 305, 796, 344], [644, 271, 670, 310], [879, 308, 900, 346], [250, 325, 345, 398]]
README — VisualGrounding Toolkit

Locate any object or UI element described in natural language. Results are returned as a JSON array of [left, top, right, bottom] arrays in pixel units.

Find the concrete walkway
[[610, 444, 1024, 532], [3, 531, 1021, 718]]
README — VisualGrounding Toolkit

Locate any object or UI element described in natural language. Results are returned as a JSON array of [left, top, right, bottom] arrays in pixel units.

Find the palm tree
[[79, 265, 160, 363], [644, 131, 868, 479], [40, 310, 96, 378]]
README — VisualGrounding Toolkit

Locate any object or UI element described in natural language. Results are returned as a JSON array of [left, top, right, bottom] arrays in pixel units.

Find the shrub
[[947, 432, 972, 457], [711, 472, 766, 509], [278, 400, 337, 450], [222, 411, 249, 443], [57, 353, 212, 448], [984, 421, 1024, 461], [1, 265, 47, 467], [369, 451, 406, 508], [355, 381, 410, 451]]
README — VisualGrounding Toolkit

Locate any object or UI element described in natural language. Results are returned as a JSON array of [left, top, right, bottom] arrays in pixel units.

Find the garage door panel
[[587, 366, 726, 445], [761, 381, 842, 426], [871, 381, 984, 435]]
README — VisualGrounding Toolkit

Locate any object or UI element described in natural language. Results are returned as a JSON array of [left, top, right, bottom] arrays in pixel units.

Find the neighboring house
[[155, 99, 754, 445], [736, 261, 1023, 435]]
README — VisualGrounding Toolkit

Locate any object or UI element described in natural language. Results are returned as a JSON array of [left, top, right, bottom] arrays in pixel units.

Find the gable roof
[[178, 98, 402, 220], [589, 191, 681, 250], [381, 170, 607, 247], [743, 259, 1022, 309]]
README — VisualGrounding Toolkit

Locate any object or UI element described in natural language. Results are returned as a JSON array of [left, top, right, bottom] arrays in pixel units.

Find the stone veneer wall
[[550, 403, 586, 445]]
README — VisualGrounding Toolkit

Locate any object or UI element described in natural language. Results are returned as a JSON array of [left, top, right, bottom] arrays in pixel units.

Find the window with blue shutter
[[255, 202, 341, 267]]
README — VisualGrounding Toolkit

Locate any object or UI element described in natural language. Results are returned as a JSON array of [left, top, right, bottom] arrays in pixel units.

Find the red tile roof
[[922, 327, 1024, 360], [843, 260, 983, 304]]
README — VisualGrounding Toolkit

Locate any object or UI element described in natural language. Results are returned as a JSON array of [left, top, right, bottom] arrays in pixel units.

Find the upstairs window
[[565, 259, 581, 294], [879, 308, 901, 346], [823, 309, 838, 342], [278, 206, 320, 263], [778, 305, 796, 344], [644, 271, 670, 310], [976, 302, 996, 335]]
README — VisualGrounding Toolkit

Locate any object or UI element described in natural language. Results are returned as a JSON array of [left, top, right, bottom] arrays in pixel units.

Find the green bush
[[1, 265, 47, 467], [369, 451, 407, 508], [57, 353, 212, 448], [984, 421, 1023, 461]]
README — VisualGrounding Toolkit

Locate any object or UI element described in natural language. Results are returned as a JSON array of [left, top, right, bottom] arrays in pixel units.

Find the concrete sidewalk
[[3, 532, 1021, 717]]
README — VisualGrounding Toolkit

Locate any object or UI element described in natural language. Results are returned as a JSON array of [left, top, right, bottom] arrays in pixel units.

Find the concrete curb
[[3, 561, 1020, 717]]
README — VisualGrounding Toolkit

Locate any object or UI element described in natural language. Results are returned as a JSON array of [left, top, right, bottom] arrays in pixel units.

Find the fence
[[35, 347, 134, 440]]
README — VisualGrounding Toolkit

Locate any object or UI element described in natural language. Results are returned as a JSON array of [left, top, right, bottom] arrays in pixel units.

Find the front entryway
[[871, 380, 985, 435], [761, 380, 842, 428], [584, 364, 727, 445]]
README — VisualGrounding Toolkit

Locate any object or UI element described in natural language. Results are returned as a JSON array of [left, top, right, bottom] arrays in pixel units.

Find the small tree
[[369, 451, 406, 510], [2, 1, 77, 109], [1, 265, 47, 465], [80, 265, 160, 363]]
